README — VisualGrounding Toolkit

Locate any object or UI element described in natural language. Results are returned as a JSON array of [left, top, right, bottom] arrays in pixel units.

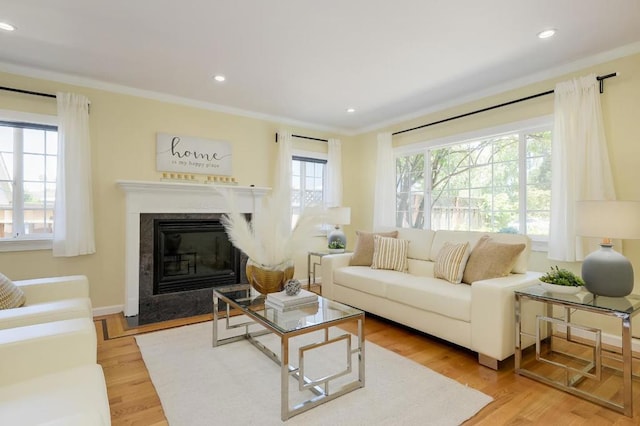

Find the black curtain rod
[[392, 72, 618, 137], [0, 86, 56, 99], [275, 133, 328, 143]]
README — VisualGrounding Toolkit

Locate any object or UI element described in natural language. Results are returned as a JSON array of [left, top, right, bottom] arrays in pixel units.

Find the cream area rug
[[135, 320, 492, 425]]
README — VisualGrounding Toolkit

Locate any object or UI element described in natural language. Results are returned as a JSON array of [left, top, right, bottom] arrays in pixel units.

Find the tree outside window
[[395, 127, 551, 239]]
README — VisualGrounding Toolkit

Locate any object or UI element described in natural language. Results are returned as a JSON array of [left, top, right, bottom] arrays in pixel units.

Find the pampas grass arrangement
[[218, 187, 326, 267]]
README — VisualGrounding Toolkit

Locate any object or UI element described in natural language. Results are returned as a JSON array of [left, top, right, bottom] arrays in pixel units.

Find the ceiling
[[1, 1, 640, 134]]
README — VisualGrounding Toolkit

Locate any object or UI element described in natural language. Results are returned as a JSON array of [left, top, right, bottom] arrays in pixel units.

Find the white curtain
[[53, 92, 96, 257], [373, 132, 396, 229], [548, 74, 616, 261], [275, 130, 293, 230], [325, 138, 343, 207]]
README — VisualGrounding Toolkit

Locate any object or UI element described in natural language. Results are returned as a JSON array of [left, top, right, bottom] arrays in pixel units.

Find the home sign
[[156, 133, 232, 175]]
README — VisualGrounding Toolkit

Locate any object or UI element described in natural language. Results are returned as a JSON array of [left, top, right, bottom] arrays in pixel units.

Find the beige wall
[[0, 71, 342, 311]]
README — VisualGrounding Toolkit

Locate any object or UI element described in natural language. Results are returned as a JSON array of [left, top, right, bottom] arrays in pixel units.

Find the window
[[0, 120, 58, 243], [395, 119, 552, 242], [291, 155, 326, 225]]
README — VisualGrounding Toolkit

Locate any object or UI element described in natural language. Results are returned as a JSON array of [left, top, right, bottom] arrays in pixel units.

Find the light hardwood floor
[[95, 311, 640, 425]]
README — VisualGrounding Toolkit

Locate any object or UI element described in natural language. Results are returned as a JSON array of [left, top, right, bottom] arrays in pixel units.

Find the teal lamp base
[[582, 244, 634, 297]]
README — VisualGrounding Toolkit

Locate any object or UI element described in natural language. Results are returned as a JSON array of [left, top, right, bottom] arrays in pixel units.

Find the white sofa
[[321, 228, 543, 369], [0, 317, 111, 425], [0, 275, 92, 330]]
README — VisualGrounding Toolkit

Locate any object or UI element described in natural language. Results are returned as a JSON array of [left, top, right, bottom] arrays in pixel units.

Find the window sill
[[0, 238, 53, 252], [531, 240, 548, 253]]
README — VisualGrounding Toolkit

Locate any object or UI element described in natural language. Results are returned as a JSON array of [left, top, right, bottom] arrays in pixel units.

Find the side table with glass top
[[515, 285, 640, 417], [307, 250, 352, 292], [212, 284, 365, 421]]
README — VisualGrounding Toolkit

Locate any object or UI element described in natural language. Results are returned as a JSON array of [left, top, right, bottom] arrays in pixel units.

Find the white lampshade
[[328, 207, 351, 226], [575, 201, 640, 240]]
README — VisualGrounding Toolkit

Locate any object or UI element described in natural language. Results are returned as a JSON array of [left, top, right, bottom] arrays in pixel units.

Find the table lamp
[[327, 207, 351, 249], [575, 200, 640, 297]]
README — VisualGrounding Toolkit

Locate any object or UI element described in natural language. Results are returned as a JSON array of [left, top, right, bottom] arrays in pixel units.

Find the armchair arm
[[0, 317, 97, 386], [320, 253, 352, 300], [471, 271, 543, 361], [15, 275, 89, 304]]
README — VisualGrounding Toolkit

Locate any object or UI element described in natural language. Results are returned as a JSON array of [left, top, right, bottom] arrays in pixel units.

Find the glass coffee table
[[212, 284, 365, 421]]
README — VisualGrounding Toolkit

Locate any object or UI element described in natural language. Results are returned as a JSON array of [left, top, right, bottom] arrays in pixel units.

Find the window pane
[[24, 154, 46, 181], [45, 183, 56, 208], [24, 181, 46, 206], [0, 152, 13, 178], [23, 129, 45, 154], [46, 131, 58, 155], [527, 211, 550, 236], [396, 154, 424, 228], [0, 126, 12, 151], [46, 156, 57, 182], [23, 209, 49, 234]]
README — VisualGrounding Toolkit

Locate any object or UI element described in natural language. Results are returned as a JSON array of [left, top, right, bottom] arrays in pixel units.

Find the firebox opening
[[153, 219, 241, 294]]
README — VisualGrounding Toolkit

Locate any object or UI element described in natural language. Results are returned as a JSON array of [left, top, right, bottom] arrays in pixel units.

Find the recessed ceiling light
[[213, 75, 226, 82], [346, 108, 355, 113], [537, 29, 556, 39], [0, 22, 15, 32]]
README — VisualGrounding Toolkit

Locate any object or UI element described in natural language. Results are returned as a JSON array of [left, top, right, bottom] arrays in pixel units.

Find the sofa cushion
[[371, 235, 409, 272], [0, 364, 110, 426], [433, 241, 470, 284], [333, 266, 400, 297], [349, 230, 398, 266], [0, 298, 93, 330], [462, 235, 526, 284], [385, 276, 472, 322], [0, 273, 26, 310], [396, 228, 435, 261]]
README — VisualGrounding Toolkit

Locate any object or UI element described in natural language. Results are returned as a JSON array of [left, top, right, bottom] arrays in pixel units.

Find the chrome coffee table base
[[213, 284, 365, 420]]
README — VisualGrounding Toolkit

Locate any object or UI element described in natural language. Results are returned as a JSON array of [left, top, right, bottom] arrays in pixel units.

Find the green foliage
[[539, 266, 585, 287], [328, 240, 345, 249]]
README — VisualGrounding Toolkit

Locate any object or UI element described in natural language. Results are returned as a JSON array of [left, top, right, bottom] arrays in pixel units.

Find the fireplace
[[153, 218, 243, 294], [137, 212, 248, 325], [116, 180, 268, 320]]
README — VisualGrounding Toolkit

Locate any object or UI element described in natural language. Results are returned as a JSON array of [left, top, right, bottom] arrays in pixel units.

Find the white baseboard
[[93, 304, 124, 317], [555, 324, 640, 352]]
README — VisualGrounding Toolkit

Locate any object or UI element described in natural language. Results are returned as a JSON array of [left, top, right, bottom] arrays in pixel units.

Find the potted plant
[[328, 240, 345, 254], [539, 266, 585, 294], [219, 187, 325, 294]]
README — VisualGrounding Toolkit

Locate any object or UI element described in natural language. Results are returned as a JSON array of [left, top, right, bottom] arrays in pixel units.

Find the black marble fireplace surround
[[134, 213, 247, 325]]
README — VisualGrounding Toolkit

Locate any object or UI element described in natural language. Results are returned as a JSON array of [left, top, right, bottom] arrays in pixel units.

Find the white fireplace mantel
[[117, 180, 270, 316]]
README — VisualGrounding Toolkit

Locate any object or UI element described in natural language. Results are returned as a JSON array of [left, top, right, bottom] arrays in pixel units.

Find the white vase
[[539, 281, 582, 294]]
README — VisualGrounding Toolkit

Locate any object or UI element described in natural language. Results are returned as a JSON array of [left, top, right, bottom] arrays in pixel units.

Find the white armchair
[[0, 317, 111, 425], [0, 275, 93, 330]]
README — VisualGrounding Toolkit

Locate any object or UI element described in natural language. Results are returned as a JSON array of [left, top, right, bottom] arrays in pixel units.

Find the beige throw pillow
[[462, 235, 526, 284], [349, 230, 399, 266], [0, 272, 26, 310], [371, 235, 409, 272], [434, 241, 470, 284]]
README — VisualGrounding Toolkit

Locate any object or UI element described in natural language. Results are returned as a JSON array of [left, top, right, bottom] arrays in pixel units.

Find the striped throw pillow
[[434, 241, 470, 283], [371, 235, 409, 272], [0, 272, 26, 310]]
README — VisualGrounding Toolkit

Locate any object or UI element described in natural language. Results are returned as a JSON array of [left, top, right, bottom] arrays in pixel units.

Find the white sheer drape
[[548, 74, 616, 261], [275, 130, 293, 230], [53, 92, 95, 257], [373, 132, 396, 229], [325, 138, 343, 207]]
